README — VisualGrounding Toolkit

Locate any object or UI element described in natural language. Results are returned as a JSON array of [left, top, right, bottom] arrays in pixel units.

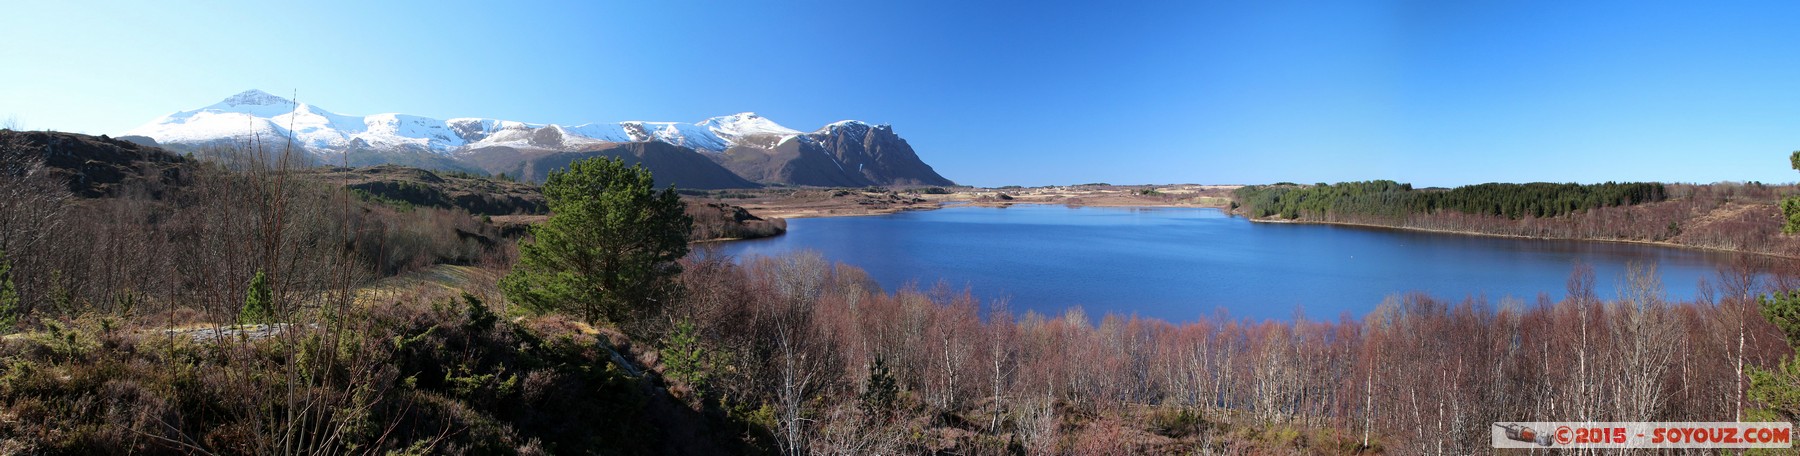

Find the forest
[[1, 130, 1798, 454], [1231, 180, 1800, 259], [1233, 180, 1668, 221], [666, 250, 1795, 454]]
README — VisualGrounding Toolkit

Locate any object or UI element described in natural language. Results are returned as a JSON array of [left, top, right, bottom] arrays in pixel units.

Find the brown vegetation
[[4, 129, 1796, 454], [296, 164, 548, 216], [0, 131, 775, 454], [0, 131, 655, 454], [687, 202, 787, 242], [668, 251, 1794, 454], [0, 272, 759, 454], [295, 163, 784, 242], [1243, 182, 1800, 259], [685, 187, 941, 219], [488, 201, 786, 243], [684, 184, 1238, 220], [958, 184, 1239, 209]]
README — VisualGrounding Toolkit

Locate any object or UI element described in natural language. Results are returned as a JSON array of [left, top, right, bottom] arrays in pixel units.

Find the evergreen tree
[[1750, 291, 1800, 421], [1784, 151, 1800, 234], [500, 157, 691, 331], [663, 319, 710, 395], [461, 292, 496, 333], [0, 248, 18, 333], [239, 270, 271, 325], [860, 354, 898, 423], [1751, 151, 1800, 424], [1232, 180, 1666, 222]]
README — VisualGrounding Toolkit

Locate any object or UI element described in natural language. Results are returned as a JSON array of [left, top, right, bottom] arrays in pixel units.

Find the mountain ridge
[[125, 90, 954, 188]]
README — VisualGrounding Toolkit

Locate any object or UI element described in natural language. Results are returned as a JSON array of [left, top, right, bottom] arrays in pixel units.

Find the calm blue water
[[712, 205, 1763, 323]]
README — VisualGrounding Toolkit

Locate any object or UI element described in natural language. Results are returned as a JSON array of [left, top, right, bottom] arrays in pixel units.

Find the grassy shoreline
[[768, 194, 1800, 263], [1242, 215, 1800, 262]]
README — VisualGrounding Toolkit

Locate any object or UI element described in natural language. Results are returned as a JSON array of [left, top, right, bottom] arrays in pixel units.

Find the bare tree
[[759, 252, 831, 456], [0, 132, 71, 317], [1612, 262, 1679, 422], [984, 299, 1019, 433]]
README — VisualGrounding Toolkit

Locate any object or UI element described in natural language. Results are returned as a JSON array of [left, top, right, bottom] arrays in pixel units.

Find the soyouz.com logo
[[1492, 422, 1792, 449]]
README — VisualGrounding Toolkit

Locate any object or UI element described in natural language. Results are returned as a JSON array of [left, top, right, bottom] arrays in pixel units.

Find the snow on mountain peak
[[819, 120, 881, 134], [213, 90, 294, 108], [700, 112, 790, 132], [813, 120, 893, 145], [127, 91, 889, 157], [821, 119, 873, 129]]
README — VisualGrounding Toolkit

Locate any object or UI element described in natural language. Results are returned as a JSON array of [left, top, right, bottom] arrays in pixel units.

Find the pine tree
[[1750, 151, 1800, 423], [500, 157, 691, 331], [239, 270, 271, 325], [0, 248, 18, 334], [1750, 291, 1800, 421], [461, 292, 495, 333], [1785, 152, 1800, 234], [663, 319, 710, 395], [860, 354, 898, 423]]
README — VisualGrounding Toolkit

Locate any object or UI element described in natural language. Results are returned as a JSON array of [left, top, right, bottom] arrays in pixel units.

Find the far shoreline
[[747, 196, 1800, 263], [699, 183, 1238, 220], [1242, 216, 1800, 262]]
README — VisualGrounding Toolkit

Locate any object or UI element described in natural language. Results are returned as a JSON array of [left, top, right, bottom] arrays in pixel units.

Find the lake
[[712, 204, 1763, 322]]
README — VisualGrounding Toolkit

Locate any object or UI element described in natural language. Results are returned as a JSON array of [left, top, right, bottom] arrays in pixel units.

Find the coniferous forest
[[1230, 180, 1800, 260], [1233, 180, 1668, 221]]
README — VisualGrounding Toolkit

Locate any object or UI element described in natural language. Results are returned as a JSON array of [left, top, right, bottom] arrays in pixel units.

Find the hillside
[[1, 129, 784, 265], [0, 132, 787, 454], [460, 141, 758, 190], [0, 130, 191, 198], [297, 165, 548, 215], [1231, 180, 1800, 258], [293, 162, 784, 241]]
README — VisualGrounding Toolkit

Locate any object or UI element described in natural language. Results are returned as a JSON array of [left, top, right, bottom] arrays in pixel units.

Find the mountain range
[[123, 90, 953, 189]]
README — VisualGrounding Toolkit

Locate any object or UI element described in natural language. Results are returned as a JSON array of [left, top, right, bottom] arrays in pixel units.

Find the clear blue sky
[[3, 0, 1797, 187]]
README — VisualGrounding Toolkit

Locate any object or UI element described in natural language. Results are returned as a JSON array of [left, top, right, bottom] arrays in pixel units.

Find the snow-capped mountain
[[128, 89, 800, 154], [128, 90, 466, 153], [125, 90, 953, 187]]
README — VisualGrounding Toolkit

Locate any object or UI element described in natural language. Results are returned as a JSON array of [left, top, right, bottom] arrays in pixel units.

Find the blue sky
[[2, 0, 1797, 187]]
